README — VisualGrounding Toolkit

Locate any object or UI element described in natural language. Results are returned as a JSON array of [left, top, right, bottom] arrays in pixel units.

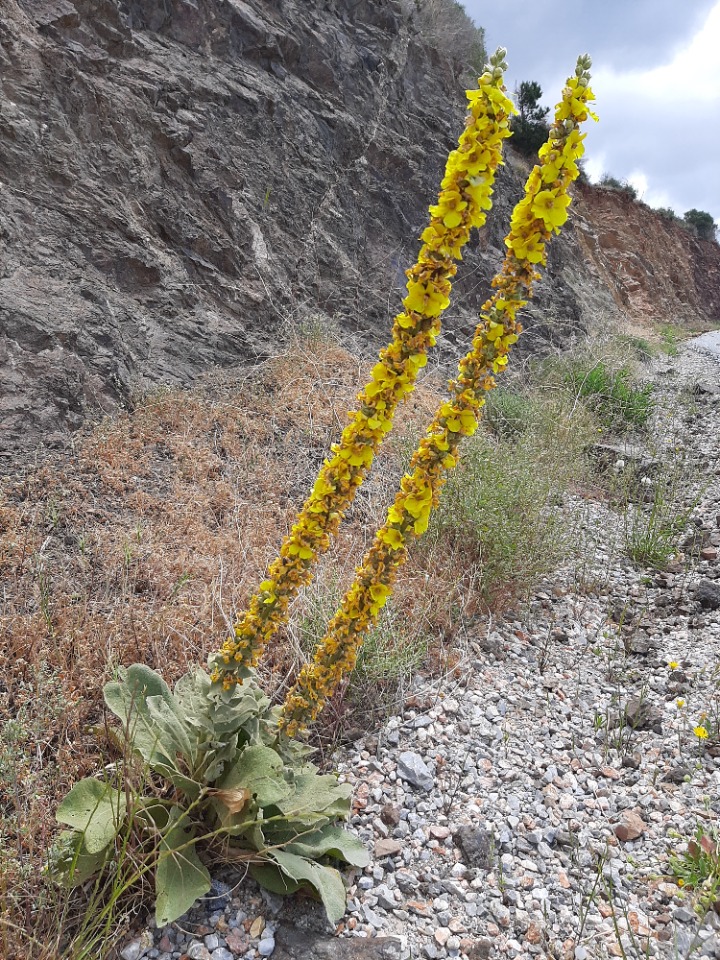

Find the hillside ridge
[[0, 0, 718, 454]]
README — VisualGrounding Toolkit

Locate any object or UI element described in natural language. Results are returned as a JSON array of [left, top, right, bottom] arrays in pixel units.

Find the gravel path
[[121, 343, 720, 960]]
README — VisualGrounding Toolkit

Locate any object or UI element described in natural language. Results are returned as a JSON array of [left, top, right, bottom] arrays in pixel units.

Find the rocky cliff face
[[572, 184, 720, 332], [1, 0, 718, 454]]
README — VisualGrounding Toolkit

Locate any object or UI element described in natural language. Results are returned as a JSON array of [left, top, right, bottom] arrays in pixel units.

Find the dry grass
[[0, 337, 445, 955], [0, 333, 596, 955]]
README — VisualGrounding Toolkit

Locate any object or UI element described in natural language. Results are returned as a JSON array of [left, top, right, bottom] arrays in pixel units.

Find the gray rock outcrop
[[2, 0, 716, 456]]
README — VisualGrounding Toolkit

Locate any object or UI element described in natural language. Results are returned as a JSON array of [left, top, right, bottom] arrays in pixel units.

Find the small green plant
[[622, 472, 695, 570], [599, 174, 638, 200], [659, 324, 682, 357], [669, 825, 720, 915], [50, 665, 369, 928], [483, 387, 534, 439], [563, 359, 654, 431]]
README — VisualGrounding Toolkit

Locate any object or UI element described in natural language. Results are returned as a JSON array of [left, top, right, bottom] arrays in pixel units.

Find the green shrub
[[426, 395, 591, 608], [599, 174, 638, 200], [562, 359, 654, 430], [683, 208, 717, 241]]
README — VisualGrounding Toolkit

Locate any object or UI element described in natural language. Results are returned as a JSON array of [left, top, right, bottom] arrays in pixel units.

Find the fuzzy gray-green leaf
[[278, 772, 352, 819], [286, 825, 370, 867], [146, 695, 195, 763], [155, 808, 211, 926], [250, 861, 302, 897], [270, 850, 347, 925], [173, 668, 214, 733], [56, 778, 126, 854], [49, 829, 111, 886], [103, 664, 177, 766], [219, 745, 291, 807]]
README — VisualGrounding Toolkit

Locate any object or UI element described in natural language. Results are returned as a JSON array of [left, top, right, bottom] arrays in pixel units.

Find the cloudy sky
[[462, 0, 720, 225]]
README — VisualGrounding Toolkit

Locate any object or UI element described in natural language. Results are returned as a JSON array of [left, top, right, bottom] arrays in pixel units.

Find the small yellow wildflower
[[668, 660, 679, 671], [694, 725, 709, 740], [676, 699, 685, 709]]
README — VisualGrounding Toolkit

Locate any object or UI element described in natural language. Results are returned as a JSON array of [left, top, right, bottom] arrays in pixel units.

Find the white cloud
[[627, 171, 649, 201], [593, 2, 720, 102], [584, 1, 720, 220], [465, 0, 720, 223]]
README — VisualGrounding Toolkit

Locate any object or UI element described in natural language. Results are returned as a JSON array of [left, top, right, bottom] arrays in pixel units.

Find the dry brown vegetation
[[0, 331, 602, 956], [0, 336, 453, 955]]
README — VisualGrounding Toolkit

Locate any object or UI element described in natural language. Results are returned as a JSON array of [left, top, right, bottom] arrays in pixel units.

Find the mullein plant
[[279, 55, 597, 737], [51, 54, 599, 932], [209, 49, 516, 686]]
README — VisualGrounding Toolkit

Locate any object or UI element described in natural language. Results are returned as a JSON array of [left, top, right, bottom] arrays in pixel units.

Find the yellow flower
[[668, 660, 679, 670], [676, 699, 685, 709], [208, 51, 516, 686], [531, 190, 572, 231], [278, 55, 597, 735], [506, 231, 546, 263], [379, 527, 404, 550], [694, 725, 709, 740], [403, 281, 451, 317]]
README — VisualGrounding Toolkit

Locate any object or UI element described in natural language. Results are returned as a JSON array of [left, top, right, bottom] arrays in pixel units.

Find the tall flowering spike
[[279, 56, 597, 737], [209, 51, 516, 686]]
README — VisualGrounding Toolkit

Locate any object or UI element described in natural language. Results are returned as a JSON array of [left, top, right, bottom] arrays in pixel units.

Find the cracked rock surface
[[5, 0, 718, 458]]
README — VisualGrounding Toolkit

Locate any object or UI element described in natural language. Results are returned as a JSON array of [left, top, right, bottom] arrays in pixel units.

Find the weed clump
[[561, 359, 654, 431], [426, 393, 592, 608], [669, 825, 720, 915], [483, 388, 535, 439]]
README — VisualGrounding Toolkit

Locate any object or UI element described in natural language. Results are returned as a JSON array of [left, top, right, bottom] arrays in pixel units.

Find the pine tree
[[683, 209, 717, 241], [511, 81, 550, 156]]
